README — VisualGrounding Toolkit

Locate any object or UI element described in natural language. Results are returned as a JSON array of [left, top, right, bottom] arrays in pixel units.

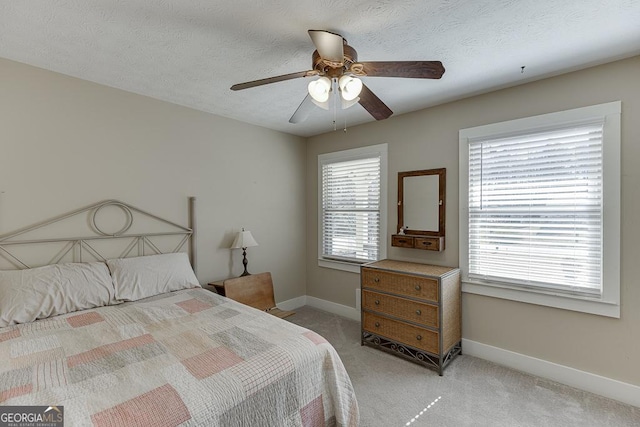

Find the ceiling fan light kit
[[308, 76, 332, 102], [341, 96, 360, 110], [231, 29, 445, 124], [308, 74, 362, 103], [338, 75, 363, 101], [311, 96, 330, 110]]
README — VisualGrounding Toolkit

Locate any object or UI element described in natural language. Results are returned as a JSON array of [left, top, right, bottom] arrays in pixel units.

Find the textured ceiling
[[1, 1, 639, 137]]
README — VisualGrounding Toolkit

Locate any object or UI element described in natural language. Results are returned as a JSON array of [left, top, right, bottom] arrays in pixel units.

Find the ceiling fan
[[230, 30, 445, 124]]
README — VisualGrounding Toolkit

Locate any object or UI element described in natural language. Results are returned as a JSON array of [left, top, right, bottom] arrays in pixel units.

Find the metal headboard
[[0, 197, 197, 273]]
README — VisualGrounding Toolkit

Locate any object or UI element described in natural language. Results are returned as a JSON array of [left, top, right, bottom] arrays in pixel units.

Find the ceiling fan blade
[[231, 70, 315, 91], [289, 94, 315, 124], [308, 30, 344, 63], [357, 61, 445, 79], [358, 84, 393, 120]]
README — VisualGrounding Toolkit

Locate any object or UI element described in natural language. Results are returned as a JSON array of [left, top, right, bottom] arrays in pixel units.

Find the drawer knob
[[421, 241, 432, 246], [416, 334, 422, 341], [374, 278, 380, 283], [374, 322, 380, 328], [416, 309, 422, 316], [374, 300, 380, 305], [415, 285, 421, 291]]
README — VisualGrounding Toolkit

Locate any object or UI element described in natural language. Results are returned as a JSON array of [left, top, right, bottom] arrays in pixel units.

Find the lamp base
[[240, 247, 251, 277]]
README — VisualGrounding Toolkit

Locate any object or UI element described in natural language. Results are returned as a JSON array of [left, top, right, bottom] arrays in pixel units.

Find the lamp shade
[[230, 229, 258, 249]]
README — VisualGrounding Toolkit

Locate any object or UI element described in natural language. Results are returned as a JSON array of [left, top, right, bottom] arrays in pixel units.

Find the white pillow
[[107, 253, 200, 301], [0, 262, 116, 328]]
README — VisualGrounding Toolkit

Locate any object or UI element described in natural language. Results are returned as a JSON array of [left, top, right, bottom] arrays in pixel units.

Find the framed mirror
[[393, 168, 446, 251]]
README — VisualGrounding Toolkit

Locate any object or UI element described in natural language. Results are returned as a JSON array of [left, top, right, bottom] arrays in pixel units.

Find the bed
[[0, 199, 359, 426]]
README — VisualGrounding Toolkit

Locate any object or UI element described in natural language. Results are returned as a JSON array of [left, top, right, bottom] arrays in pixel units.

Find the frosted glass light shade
[[308, 77, 331, 103], [338, 75, 363, 101]]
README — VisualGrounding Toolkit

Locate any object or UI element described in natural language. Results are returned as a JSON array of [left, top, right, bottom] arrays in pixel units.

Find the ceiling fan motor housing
[[312, 44, 359, 78]]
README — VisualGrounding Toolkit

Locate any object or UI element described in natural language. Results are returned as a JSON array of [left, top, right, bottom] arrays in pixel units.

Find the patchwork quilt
[[0, 289, 359, 426]]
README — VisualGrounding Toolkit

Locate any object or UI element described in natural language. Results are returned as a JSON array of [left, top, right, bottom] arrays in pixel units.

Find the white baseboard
[[277, 295, 307, 311], [305, 296, 361, 321], [462, 338, 640, 408], [277, 295, 361, 321]]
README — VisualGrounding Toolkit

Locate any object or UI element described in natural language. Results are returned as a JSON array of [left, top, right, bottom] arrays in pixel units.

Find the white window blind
[[321, 155, 381, 263], [468, 121, 604, 296]]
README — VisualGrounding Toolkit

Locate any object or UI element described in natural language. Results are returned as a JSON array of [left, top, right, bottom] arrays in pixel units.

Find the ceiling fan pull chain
[[332, 103, 336, 131], [333, 78, 338, 131]]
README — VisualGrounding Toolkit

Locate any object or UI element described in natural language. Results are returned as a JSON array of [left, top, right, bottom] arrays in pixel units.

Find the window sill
[[462, 280, 620, 318], [318, 258, 363, 274]]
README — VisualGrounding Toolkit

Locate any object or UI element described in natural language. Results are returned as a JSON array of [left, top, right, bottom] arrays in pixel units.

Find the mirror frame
[[397, 168, 446, 237]]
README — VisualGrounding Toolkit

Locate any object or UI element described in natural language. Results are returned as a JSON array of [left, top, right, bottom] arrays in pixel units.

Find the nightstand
[[205, 280, 226, 296], [208, 273, 295, 319]]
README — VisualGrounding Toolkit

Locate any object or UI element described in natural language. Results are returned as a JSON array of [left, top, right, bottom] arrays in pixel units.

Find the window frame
[[459, 102, 621, 317], [318, 143, 388, 273]]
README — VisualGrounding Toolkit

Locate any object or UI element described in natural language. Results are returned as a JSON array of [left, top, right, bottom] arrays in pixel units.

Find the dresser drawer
[[363, 290, 438, 328], [361, 268, 439, 302], [363, 312, 439, 354]]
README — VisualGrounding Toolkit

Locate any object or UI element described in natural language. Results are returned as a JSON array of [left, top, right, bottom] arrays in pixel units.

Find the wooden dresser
[[361, 259, 461, 375]]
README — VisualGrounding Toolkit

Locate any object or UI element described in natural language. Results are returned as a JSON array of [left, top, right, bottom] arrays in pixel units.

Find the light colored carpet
[[288, 306, 639, 427]]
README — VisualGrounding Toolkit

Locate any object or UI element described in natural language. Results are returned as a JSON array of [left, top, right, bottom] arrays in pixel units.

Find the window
[[318, 144, 387, 273], [459, 102, 621, 317]]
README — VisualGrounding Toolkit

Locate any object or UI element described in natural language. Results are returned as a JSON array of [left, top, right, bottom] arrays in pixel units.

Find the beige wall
[[0, 58, 307, 302], [306, 55, 640, 385]]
